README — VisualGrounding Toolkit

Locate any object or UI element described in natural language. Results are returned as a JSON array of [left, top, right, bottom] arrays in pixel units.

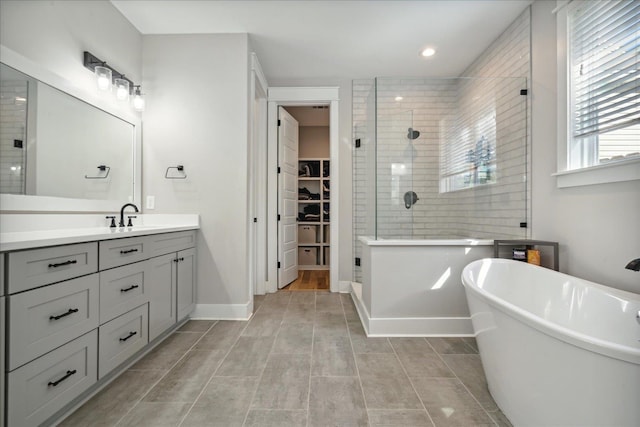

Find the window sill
[[553, 157, 640, 188]]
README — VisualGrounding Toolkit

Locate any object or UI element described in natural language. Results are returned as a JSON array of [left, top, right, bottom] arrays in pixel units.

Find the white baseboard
[[348, 282, 474, 337], [191, 301, 253, 320], [338, 280, 352, 293]]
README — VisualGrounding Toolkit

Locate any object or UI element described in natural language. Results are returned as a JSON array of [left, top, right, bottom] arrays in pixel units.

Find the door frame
[[267, 87, 340, 293], [249, 53, 269, 297]]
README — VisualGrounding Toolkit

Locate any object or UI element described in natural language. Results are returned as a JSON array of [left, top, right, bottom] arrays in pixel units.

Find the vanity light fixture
[[114, 78, 130, 101], [132, 86, 145, 111], [83, 51, 144, 109], [94, 66, 112, 91], [421, 47, 436, 57], [395, 96, 404, 101]]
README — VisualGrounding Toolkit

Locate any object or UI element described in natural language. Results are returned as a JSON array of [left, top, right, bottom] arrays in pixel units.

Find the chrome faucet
[[119, 203, 139, 227], [625, 258, 640, 272]]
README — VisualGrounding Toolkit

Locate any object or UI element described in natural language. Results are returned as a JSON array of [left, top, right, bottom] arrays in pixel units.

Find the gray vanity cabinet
[[147, 253, 177, 341], [7, 330, 97, 427], [7, 274, 99, 370], [2, 230, 197, 427], [177, 247, 196, 321], [1, 254, 5, 427], [98, 304, 148, 379]]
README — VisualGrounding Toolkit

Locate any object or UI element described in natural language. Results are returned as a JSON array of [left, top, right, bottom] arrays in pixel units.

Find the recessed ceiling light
[[421, 47, 436, 57], [395, 96, 403, 101]]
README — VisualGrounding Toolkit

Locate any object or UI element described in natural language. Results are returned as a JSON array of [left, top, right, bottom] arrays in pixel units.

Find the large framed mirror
[[0, 46, 141, 212]]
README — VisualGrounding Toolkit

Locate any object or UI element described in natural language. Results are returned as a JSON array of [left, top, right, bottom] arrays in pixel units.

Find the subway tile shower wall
[[0, 80, 27, 195], [352, 7, 531, 283]]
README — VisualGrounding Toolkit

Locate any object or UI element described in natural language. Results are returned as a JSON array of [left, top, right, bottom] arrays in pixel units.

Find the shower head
[[407, 128, 420, 140]]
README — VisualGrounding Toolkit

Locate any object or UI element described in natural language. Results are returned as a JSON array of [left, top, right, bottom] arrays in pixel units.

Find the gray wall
[[530, 0, 639, 293], [142, 34, 252, 306]]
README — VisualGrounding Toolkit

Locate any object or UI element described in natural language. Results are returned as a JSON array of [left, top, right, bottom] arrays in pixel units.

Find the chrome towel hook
[[165, 165, 187, 179]]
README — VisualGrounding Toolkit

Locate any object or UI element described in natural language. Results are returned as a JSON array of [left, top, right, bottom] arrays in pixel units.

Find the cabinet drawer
[[148, 230, 196, 257], [99, 261, 149, 324], [8, 274, 99, 371], [99, 236, 151, 270], [98, 304, 148, 379], [7, 330, 97, 427], [7, 242, 98, 294]]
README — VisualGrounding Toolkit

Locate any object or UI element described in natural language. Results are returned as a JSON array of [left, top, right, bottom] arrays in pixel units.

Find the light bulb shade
[[115, 78, 130, 101], [132, 90, 145, 111], [95, 66, 112, 91]]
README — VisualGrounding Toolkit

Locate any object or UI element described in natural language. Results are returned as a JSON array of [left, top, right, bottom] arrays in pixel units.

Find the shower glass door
[[375, 95, 414, 239]]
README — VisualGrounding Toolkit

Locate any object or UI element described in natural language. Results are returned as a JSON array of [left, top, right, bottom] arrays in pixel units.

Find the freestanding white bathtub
[[462, 259, 640, 427]]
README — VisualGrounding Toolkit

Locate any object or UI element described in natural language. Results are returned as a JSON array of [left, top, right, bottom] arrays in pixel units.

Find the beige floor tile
[[311, 335, 357, 377], [181, 377, 259, 427], [411, 377, 495, 427], [308, 377, 368, 427], [368, 409, 434, 426], [192, 320, 247, 351], [131, 332, 202, 371], [244, 409, 308, 427], [440, 354, 498, 411], [390, 337, 434, 354], [215, 336, 275, 376], [177, 320, 216, 333], [251, 354, 311, 410], [118, 402, 191, 427], [427, 337, 477, 355], [356, 353, 423, 410], [59, 370, 164, 427], [272, 322, 313, 354], [397, 352, 454, 378]]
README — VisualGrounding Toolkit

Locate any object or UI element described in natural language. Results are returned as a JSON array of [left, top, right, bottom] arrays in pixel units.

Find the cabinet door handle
[[48, 369, 77, 387], [120, 248, 139, 254], [119, 331, 137, 342], [120, 284, 140, 293], [49, 308, 79, 321], [48, 260, 77, 268]]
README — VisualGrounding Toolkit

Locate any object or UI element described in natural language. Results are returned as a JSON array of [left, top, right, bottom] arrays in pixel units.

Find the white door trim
[[249, 53, 268, 296], [267, 87, 340, 293]]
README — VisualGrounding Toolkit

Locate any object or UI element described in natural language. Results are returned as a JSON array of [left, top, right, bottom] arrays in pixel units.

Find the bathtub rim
[[462, 258, 640, 365]]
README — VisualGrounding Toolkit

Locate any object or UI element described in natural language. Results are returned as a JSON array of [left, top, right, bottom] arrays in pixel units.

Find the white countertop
[[0, 214, 199, 252]]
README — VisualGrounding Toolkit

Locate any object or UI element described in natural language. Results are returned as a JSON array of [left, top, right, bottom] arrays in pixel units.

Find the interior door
[[278, 107, 299, 288]]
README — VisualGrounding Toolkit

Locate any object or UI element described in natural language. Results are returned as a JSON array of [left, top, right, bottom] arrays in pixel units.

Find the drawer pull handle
[[48, 370, 77, 387], [174, 257, 185, 263], [49, 308, 79, 321], [120, 248, 139, 254], [120, 331, 137, 342], [48, 260, 77, 268], [120, 284, 140, 293]]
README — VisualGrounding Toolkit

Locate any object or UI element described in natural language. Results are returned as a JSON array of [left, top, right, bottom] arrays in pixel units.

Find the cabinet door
[[177, 248, 196, 321], [146, 253, 176, 341], [1, 296, 5, 427]]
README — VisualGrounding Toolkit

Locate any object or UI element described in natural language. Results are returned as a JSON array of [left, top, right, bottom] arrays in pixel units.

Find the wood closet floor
[[281, 270, 329, 291]]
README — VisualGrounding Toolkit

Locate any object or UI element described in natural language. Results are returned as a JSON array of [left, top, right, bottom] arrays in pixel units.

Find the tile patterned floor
[[60, 292, 512, 427]]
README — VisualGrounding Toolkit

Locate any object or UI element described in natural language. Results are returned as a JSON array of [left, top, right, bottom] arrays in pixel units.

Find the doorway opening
[[278, 105, 331, 292]]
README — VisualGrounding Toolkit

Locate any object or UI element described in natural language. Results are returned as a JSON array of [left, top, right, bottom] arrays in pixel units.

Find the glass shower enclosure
[[353, 76, 529, 282]]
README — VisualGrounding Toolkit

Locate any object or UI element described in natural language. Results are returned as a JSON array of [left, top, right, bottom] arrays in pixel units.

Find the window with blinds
[[568, 0, 640, 169]]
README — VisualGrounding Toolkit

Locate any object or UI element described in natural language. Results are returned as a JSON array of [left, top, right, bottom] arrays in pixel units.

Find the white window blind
[[569, 0, 639, 145]]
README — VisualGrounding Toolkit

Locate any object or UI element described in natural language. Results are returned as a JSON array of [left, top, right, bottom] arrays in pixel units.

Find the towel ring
[[85, 165, 110, 179], [165, 165, 187, 179]]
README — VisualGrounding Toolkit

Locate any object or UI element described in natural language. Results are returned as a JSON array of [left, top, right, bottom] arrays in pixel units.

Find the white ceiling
[[111, 0, 532, 84]]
